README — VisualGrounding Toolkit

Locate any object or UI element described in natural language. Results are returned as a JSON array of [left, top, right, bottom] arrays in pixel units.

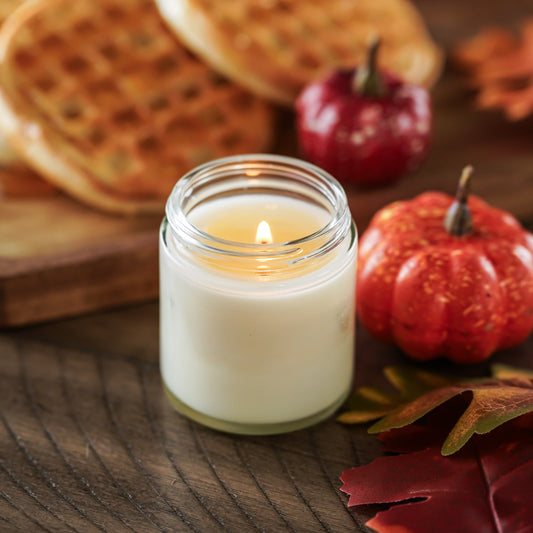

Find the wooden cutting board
[[3, 69, 533, 327], [0, 191, 162, 326]]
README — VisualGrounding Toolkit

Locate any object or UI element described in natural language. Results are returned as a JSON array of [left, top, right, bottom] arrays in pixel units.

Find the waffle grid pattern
[[169, 0, 441, 103], [2, 0, 272, 200]]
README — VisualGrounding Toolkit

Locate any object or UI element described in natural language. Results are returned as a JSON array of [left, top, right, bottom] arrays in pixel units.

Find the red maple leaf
[[340, 416, 533, 533]]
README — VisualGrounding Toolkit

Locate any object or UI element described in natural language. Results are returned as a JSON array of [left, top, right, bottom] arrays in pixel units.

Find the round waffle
[[0, 0, 274, 214], [0, 0, 25, 165], [156, 0, 444, 106], [0, 0, 54, 197]]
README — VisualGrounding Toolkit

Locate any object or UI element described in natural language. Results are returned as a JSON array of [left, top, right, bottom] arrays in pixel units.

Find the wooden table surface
[[2, 1, 533, 531]]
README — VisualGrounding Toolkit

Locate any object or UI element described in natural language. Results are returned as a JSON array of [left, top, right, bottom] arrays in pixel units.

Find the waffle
[[0, 0, 274, 214], [156, 0, 443, 106], [0, 0, 26, 22], [0, 0, 25, 164], [0, 0, 54, 196]]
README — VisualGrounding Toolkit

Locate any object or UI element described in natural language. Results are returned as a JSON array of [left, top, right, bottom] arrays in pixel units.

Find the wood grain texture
[[0, 325, 374, 532], [3, 302, 533, 532]]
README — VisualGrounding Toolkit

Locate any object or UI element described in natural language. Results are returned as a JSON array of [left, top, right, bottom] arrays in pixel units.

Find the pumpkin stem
[[444, 165, 474, 237], [353, 37, 385, 97]]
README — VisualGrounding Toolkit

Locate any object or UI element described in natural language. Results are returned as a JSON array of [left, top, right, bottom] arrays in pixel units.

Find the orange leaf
[[453, 20, 533, 120]]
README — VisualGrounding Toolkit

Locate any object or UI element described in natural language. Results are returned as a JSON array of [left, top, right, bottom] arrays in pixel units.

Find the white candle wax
[[160, 194, 356, 431]]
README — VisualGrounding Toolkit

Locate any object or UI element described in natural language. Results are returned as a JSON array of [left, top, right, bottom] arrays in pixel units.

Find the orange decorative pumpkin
[[357, 167, 533, 363]]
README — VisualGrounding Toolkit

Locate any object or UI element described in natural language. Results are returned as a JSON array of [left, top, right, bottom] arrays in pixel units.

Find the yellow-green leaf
[[338, 365, 533, 454]]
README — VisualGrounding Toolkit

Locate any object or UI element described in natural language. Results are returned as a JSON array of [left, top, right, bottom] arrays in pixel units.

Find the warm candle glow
[[255, 220, 273, 244], [245, 169, 261, 177]]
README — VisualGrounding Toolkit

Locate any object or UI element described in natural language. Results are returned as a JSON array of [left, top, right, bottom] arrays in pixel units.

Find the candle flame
[[255, 220, 273, 244]]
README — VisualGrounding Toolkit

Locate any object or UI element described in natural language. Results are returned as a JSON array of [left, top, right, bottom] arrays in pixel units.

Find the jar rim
[[165, 154, 353, 261]]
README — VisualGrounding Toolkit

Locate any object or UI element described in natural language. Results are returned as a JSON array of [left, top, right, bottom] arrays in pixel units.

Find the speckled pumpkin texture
[[357, 191, 533, 363]]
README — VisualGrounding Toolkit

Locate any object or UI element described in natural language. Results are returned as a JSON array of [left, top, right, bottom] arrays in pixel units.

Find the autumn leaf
[[338, 366, 457, 423], [452, 19, 533, 120], [338, 365, 533, 455], [492, 363, 533, 380], [340, 417, 533, 533]]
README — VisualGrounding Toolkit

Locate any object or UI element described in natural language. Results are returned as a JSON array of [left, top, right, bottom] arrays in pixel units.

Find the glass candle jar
[[159, 154, 357, 435]]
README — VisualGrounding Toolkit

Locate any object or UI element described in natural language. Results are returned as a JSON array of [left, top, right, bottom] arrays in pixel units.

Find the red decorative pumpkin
[[357, 167, 533, 363]]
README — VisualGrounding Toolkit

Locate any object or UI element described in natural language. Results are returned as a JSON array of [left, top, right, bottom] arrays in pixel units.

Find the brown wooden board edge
[[0, 230, 159, 327]]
